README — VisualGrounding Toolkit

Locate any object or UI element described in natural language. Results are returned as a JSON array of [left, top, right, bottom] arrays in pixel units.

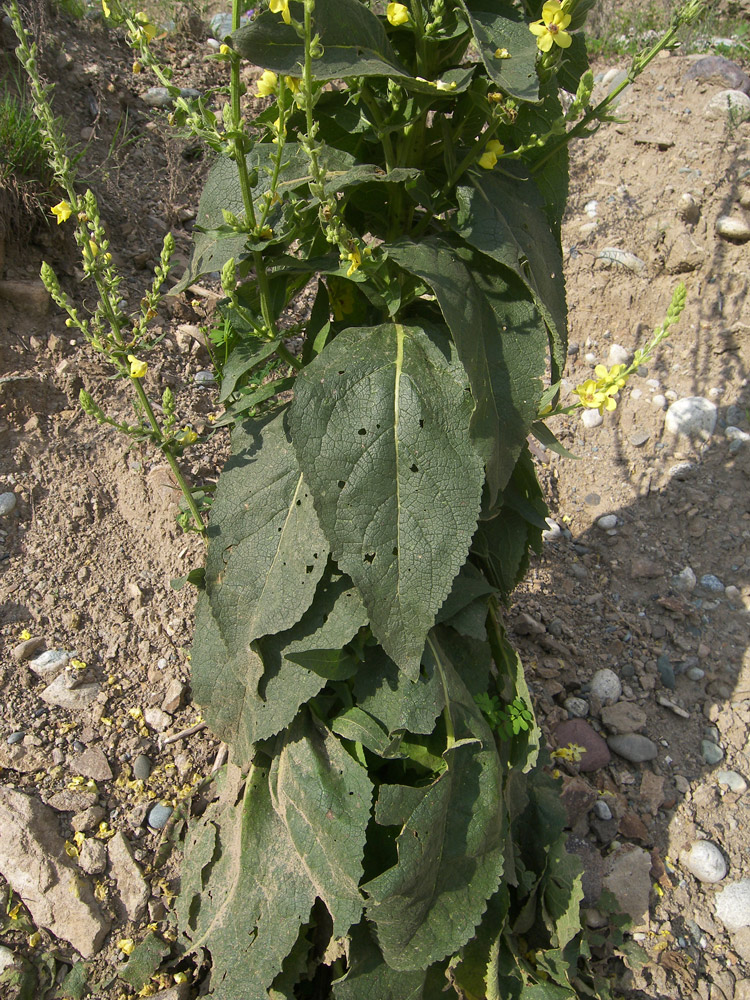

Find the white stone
[[726, 426, 750, 445], [684, 840, 727, 883], [664, 396, 717, 439], [596, 514, 618, 531], [28, 649, 70, 677], [590, 668, 622, 705], [717, 770, 748, 794], [716, 215, 750, 241], [0, 945, 16, 974], [608, 343, 632, 366], [0, 492, 16, 516], [581, 409, 603, 428], [705, 89, 750, 123], [716, 880, 750, 932], [564, 696, 589, 718], [672, 566, 697, 592]]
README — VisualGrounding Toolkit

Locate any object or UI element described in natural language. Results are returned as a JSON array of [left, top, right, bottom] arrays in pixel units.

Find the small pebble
[[701, 740, 724, 765], [564, 696, 589, 718], [687, 666, 705, 681], [194, 370, 217, 387], [607, 733, 658, 763], [657, 654, 676, 690], [7, 731, 25, 746], [542, 518, 563, 542], [133, 754, 152, 781], [716, 770, 747, 794], [0, 945, 16, 974], [0, 492, 17, 516], [672, 566, 697, 592], [665, 397, 717, 439], [652, 393, 667, 409], [715, 215, 750, 241], [725, 585, 741, 603], [684, 840, 727, 883], [596, 514, 618, 531], [582, 409, 603, 429], [607, 344, 631, 366], [28, 649, 70, 676], [674, 774, 690, 794], [147, 803, 173, 830], [593, 799, 613, 821], [590, 668, 622, 705], [700, 573, 724, 593]]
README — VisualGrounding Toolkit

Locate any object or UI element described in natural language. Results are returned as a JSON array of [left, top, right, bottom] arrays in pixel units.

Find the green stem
[[277, 341, 303, 371], [427, 634, 455, 751]]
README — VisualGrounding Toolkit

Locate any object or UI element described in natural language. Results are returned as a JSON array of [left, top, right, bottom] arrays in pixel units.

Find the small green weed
[[0, 89, 50, 185]]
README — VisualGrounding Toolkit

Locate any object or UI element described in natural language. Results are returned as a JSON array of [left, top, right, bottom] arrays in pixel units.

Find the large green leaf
[[233, 1, 409, 80], [332, 923, 432, 999], [363, 638, 506, 970], [176, 765, 317, 1000], [270, 715, 372, 935], [388, 239, 546, 502], [203, 410, 329, 646], [353, 645, 446, 737], [456, 0, 539, 102], [192, 569, 367, 765], [453, 169, 567, 375], [289, 323, 483, 678]]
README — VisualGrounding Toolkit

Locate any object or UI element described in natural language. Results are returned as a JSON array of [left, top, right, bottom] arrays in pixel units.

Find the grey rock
[[687, 666, 705, 681], [593, 799, 612, 821], [596, 514, 618, 531], [596, 247, 646, 273], [29, 649, 70, 677], [144, 707, 171, 732], [133, 754, 152, 781], [607, 733, 658, 763], [582, 408, 603, 428], [0, 743, 46, 773], [684, 840, 728, 883], [716, 880, 750, 932], [672, 566, 697, 592], [78, 838, 107, 875], [716, 215, 750, 242], [726, 426, 750, 448], [564, 696, 589, 719], [0, 785, 109, 956], [7, 731, 24, 745], [603, 845, 652, 925], [46, 789, 98, 813], [41, 674, 100, 709], [702, 740, 725, 765], [685, 55, 750, 94], [666, 231, 705, 273], [542, 517, 563, 541], [151, 985, 191, 1000], [142, 86, 200, 108], [148, 803, 173, 830], [607, 343, 632, 366], [0, 492, 17, 516], [657, 654, 676, 690], [209, 11, 233, 37], [10, 636, 44, 662], [0, 280, 49, 314], [716, 770, 747, 794], [108, 832, 149, 921], [71, 806, 107, 833], [194, 370, 217, 387], [161, 678, 185, 714], [677, 192, 701, 224], [74, 747, 113, 782], [665, 396, 717, 439], [701, 573, 724, 593], [601, 701, 648, 734], [705, 89, 750, 123], [590, 668, 621, 705]]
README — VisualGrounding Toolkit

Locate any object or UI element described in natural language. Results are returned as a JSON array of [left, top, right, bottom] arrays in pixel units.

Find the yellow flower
[[529, 1, 572, 52], [551, 742, 587, 763], [134, 11, 157, 41], [387, 2, 409, 26], [345, 247, 362, 277], [176, 427, 198, 446], [269, 0, 291, 24], [19, 628, 32, 641], [118, 938, 136, 956], [256, 69, 278, 96], [132, 60, 142, 74], [494, 47, 511, 58], [219, 43, 231, 56], [101, 0, 110, 15], [52, 200, 72, 224], [478, 140, 504, 170], [284, 76, 301, 93], [88, 239, 99, 257], [128, 354, 148, 378], [594, 363, 627, 392]]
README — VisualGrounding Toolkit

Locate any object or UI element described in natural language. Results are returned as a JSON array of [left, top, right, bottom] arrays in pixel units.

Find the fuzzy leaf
[[233, 1, 408, 80], [177, 765, 317, 1000], [203, 410, 329, 645], [363, 637, 506, 970], [193, 570, 367, 765], [353, 645, 446, 737], [454, 169, 567, 375], [270, 715, 373, 935], [456, 0, 539, 102], [289, 323, 483, 678], [332, 923, 433, 999], [388, 239, 547, 502]]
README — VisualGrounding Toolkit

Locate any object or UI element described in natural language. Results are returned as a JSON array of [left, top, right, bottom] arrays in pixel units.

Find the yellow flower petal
[[269, 0, 291, 24], [478, 150, 498, 170], [486, 139, 505, 155], [256, 69, 278, 97], [537, 31, 554, 52], [51, 200, 72, 224], [554, 28, 573, 48], [387, 2, 409, 26], [528, 19, 546, 36], [128, 354, 148, 378], [542, 0, 564, 23]]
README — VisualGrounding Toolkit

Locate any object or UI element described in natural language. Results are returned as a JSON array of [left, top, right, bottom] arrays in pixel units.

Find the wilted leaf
[[290, 323, 483, 678]]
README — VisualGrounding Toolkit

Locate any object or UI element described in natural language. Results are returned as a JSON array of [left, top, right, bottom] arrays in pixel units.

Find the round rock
[[564, 696, 589, 719], [702, 740, 725, 765], [194, 370, 217, 387], [593, 799, 612, 821], [607, 343, 631, 366], [704, 89, 750, 123], [148, 803, 173, 830], [716, 215, 750, 242], [601, 700, 647, 734], [582, 409, 603, 428], [700, 573, 724, 593], [590, 668, 622, 705], [607, 733, 658, 763], [717, 770, 747, 794], [672, 566, 697, 592], [684, 840, 727, 883], [596, 514, 618, 531], [0, 492, 17, 516], [554, 719, 611, 772], [665, 397, 717, 439], [133, 754, 152, 781], [716, 880, 750, 932]]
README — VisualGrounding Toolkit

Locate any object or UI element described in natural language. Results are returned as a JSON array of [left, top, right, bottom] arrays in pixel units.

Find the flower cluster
[[573, 363, 627, 414]]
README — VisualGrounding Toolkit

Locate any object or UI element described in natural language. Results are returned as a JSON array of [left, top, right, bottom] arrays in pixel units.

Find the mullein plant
[[11, 0, 702, 996], [7, 0, 206, 534]]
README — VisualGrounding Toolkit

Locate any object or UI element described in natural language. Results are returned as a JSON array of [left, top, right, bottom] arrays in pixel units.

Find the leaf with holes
[[289, 323, 483, 678], [203, 409, 329, 646]]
